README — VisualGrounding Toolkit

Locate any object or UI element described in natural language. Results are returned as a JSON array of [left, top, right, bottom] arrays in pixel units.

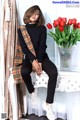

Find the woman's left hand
[[39, 63, 42, 73], [35, 63, 42, 76]]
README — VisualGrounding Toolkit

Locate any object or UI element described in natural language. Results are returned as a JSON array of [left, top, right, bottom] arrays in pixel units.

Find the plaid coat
[[12, 25, 36, 83]]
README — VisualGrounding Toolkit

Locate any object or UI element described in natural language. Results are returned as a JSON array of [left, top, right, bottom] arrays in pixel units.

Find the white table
[[56, 71, 80, 92]]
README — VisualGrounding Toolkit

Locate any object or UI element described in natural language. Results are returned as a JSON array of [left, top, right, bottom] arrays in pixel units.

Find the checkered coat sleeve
[[12, 25, 36, 83]]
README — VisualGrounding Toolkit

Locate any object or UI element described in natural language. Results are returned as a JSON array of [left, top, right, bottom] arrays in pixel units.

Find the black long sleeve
[[37, 26, 47, 62], [18, 24, 48, 63], [18, 28, 37, 62]]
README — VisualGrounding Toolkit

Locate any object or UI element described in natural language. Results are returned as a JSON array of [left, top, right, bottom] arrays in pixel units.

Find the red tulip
[[58, 26, 64, 32], [58, 17, 63, 22], [62, 17, 67, 23], [73, 23, 78, 29], [53, 20, 59, 27], [59, 20, 65, 27], [46, 23, 52, 29], [68, 19, 73, 25], [72, 18, 77, 25], [77, 23, 80, 28]]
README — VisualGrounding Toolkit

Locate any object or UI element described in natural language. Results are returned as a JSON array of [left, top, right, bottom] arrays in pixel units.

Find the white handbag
[[31, 71, 49, 88]]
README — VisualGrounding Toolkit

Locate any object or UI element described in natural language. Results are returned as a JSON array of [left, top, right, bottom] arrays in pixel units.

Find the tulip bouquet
[[46, 17, 80, 48]]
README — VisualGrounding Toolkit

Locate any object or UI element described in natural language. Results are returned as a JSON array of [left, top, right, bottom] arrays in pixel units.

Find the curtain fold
[[0, 0, 5, 116], [1, 0, 24, 119]]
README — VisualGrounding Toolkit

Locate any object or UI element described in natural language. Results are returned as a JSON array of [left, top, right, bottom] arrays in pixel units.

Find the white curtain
[[25, 71, 80, 120], [26, 90, 80, 120]]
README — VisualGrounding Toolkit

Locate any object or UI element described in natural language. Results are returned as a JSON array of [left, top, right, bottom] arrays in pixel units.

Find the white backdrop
[[16, 0, 80, 71]]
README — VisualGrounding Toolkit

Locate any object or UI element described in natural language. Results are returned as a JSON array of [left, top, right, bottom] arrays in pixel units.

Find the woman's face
[[30, 10, 39, 23]]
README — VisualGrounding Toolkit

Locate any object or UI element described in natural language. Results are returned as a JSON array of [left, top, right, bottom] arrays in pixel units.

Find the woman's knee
[[49, 65, 58, 77], [54, 65, 58, 75]]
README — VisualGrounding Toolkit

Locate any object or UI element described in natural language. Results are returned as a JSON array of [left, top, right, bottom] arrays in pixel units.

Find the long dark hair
[[23, 5, 45, 26]]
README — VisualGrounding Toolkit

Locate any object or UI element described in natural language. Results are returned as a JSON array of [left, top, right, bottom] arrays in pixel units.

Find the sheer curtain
[[25, 89, 80, 120]]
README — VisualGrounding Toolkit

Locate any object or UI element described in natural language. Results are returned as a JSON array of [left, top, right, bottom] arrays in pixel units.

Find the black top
[[18, 23, 48, 63]]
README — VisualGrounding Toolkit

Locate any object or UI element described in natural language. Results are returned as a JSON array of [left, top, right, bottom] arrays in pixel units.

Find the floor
[[19, 114, 64, 120]]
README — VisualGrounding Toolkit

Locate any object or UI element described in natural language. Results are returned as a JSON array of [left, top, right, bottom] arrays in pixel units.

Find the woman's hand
[[32, 60, 42, 75], [39, 63, 42, 73]]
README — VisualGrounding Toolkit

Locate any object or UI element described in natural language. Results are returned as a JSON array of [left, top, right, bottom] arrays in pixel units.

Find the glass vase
[[58, 46, 74, 71]]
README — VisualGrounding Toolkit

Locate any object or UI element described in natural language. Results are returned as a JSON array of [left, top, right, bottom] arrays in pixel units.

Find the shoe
[[20, 113, 28, 119], [42, 102, 55, 120]]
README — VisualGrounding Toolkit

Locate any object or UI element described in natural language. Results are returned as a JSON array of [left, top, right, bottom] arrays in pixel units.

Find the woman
[[18, 5, 58, 120]]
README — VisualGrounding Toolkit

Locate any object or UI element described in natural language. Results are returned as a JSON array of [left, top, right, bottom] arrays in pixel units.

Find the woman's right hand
[[32, 59, 42, 75]]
